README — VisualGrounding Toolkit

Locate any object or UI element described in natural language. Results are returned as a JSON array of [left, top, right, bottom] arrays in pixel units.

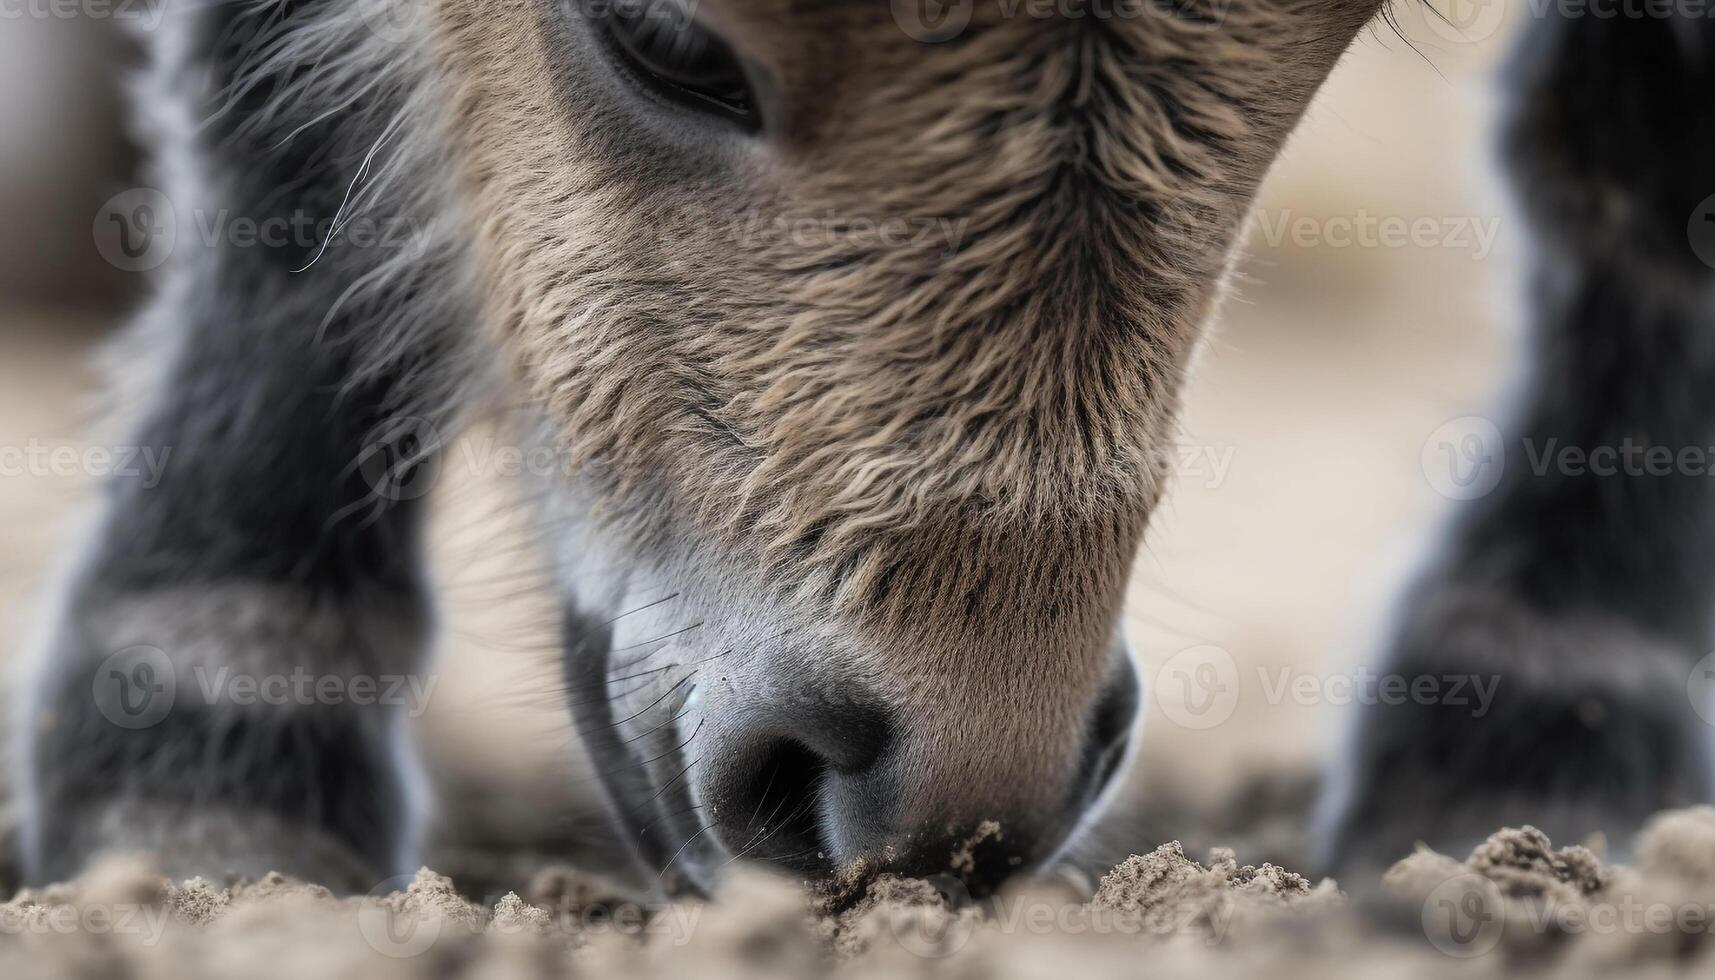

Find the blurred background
[[0, 6, 1523, 885]]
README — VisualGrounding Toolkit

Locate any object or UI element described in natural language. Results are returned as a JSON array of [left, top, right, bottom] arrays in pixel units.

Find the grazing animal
[[16, 0, 1712, 897]]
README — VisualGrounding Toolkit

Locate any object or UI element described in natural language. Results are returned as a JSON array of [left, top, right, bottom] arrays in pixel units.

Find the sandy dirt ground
[[6, 8, 1685, 977], [8, 811, 1715, 978]]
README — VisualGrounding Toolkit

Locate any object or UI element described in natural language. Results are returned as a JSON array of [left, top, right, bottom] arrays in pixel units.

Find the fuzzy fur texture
[[431, 0, 1382, 883], [20, 0, 1393, 895], [26, 0, 1715, 908], [442, 0, 1381, 620]]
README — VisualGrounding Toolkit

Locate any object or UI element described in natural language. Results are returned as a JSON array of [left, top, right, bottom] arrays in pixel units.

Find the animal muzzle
[[690, 639, 1141, 895]]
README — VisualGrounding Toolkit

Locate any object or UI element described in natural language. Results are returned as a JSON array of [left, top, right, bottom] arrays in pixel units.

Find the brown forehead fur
[[430, 0, 1381, 804]]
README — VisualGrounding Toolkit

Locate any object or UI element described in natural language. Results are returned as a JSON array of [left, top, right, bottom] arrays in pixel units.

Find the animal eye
[[595, 0, 761, 132]]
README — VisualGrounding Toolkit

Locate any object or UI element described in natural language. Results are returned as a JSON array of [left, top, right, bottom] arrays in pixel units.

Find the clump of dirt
[[817, 870, 985, 959], [1634, 807, 1715, 884], [1386, 825, 1608, 906], [810, 828, 1335, 961], [806, 825, 1001, 959], [11, 812, 1715, 978], [1091, 841, 1338, 941], [1379, 809, 1715, 971]]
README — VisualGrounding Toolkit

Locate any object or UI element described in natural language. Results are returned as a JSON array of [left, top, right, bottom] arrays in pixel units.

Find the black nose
[[698, 647, 1140, 894], [699, 673, 893, 872]]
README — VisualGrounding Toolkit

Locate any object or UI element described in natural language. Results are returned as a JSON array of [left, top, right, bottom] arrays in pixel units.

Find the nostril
[[785, 689, 893, 775], [704, 679, 895, 875], [1091, 654, 1141, 751], [715, 739, 830, 871], [1081, 649, 1142, 804]]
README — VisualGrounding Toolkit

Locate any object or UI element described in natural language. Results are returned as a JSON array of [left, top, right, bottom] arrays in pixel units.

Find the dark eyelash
[[589, 0, 762, 132]]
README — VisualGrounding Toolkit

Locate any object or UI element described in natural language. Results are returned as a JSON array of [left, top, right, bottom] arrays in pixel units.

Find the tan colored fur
[[429, 0, 1381, 842]]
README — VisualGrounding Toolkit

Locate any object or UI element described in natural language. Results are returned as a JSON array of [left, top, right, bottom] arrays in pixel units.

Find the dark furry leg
[[1319, 7, 1715, 873], [17, 1, 468, 890]]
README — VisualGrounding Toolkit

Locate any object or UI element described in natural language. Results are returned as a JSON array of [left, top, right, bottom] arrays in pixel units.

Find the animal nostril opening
[[1091, 657, 1141, 751], [717, 740, 830, 872], [786, 693, 893, 775], [705, 679, 895, 874], [1079, 652, 1142, 805]]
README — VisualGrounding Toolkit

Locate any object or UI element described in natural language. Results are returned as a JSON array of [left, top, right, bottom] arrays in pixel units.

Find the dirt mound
[[8, 811, 1715, 978]]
